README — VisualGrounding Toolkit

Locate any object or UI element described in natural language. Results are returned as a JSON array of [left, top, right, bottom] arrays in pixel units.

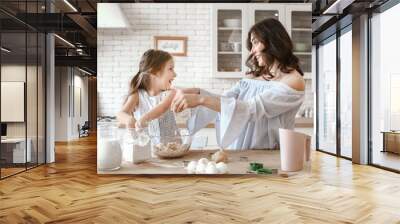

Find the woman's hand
[[171, 90, 202, 113]]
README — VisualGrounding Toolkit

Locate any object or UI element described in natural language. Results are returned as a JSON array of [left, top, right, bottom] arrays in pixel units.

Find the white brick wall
[[97, 3, 313, 117], [97, 3, 238, 116]]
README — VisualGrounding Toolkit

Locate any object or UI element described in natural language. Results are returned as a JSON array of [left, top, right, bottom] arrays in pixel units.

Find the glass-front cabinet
[[212, 3, 312, 79], [212, 5, 248, 78]]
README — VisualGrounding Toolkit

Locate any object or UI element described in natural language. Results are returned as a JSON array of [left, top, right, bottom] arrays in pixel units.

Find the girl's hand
[[125, 117, 136, 129], [135, 119, 148, 131], [171, 91, 202, 113]]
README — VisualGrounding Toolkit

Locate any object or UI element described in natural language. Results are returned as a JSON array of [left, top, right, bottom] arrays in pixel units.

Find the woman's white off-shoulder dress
[[187, 78, 304, 150]]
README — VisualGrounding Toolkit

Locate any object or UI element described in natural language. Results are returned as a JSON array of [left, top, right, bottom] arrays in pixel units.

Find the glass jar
[[121, 128, 151, 164], [97, 123, 122, 171]]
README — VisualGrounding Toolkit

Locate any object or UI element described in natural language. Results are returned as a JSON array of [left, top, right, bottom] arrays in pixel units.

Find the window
[[0, 3, 46, 179], [370, 2, 400, 171], [339, 27, 352, 158], [317, 35, 337, 154]]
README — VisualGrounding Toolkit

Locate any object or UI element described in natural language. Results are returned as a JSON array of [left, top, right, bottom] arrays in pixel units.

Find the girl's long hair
[[245, 18, 303, 80], [127, 49, 172, 100]]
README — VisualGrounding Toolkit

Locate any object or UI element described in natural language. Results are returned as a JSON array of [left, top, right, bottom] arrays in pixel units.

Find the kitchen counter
[[98, 149, 282, 175], [295, 117, 314, 128], [176, 118, 314, 129]]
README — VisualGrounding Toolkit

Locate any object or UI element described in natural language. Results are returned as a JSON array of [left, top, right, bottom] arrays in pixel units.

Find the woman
[[172, 18, 305, 150]]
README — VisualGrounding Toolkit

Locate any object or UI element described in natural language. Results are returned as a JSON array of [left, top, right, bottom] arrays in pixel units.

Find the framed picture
[[154, 36, 188, 56]]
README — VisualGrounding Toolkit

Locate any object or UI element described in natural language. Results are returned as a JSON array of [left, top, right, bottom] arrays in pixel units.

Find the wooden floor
[[372, 150, 400, 171], [1, 167, 26, 178], [1, 135, 400, 223]]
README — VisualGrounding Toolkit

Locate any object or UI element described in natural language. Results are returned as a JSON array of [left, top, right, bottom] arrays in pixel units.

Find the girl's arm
[[116, 93, 139, 128], [172, 86, 200, 94], [136, 90, 177, 128], [172, 93, 221, 113], [180, 87, 200, 94]]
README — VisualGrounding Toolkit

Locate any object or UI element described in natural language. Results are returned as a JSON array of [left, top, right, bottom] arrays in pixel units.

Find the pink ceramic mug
[[279, 128, 307, 172]]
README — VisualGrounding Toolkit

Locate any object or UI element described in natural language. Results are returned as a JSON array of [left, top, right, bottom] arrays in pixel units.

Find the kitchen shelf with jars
[[211, 3, 312, 80]]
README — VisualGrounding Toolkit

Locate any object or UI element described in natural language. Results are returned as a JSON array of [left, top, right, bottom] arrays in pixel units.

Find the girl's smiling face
[[156, 59, 176, 90], [250, 33, 267, 67]]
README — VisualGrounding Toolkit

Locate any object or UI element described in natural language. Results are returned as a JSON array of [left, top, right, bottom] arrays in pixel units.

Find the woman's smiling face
[[250, 33, 267, 67]]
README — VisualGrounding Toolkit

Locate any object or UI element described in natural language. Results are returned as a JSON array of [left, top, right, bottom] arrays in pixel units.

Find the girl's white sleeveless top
[[133, 89, 178, 138]]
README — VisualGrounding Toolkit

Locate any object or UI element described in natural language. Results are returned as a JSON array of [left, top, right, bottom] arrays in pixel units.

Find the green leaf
[[249, 163, 263, 171], [255, 168, 273, 174]]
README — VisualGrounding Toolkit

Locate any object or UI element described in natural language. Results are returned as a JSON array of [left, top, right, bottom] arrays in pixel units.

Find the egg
[[211, 150, 228, 163], [205, 161, 218, 174], [187, 161, 197, 174], [198, 158, 209, 165], [195, 162, 206, 174], [216, 162, 228, 174]]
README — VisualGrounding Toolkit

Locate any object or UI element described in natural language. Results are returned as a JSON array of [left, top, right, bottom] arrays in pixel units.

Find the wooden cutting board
[[98, 149, 282, 175]]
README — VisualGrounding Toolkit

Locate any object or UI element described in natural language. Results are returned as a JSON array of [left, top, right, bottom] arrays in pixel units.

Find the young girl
[[117, 49, 179, 138]]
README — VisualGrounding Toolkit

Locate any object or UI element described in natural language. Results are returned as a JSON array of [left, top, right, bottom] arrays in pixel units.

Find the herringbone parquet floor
[[1, 135, 400, 224]]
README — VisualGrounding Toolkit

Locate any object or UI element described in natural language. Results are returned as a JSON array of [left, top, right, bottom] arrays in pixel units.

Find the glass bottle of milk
[[97, 124, 122, 171]]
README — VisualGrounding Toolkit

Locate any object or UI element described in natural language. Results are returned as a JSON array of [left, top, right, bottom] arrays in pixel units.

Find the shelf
[[218, 51, 242, 55], [294, 52, 311, 56], [218, 27, 242, 31], [292, 28, 312, 32]]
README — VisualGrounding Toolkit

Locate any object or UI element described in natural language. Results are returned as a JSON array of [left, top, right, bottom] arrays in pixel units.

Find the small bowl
[[220, 42, 233, 51], [223, 19, 241, 28], [150, 133, 192, 159], [294, 43, 308, 52]]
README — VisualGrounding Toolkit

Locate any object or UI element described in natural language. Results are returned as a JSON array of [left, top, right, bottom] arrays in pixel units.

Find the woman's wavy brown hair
[[245, 18, 303, 80]]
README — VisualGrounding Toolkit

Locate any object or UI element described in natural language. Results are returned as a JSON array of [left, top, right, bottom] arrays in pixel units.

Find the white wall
[[97, 3, 237, 117], [55, 67, 68, 141], [1, 65, 38, 137], [1, 64, 47, 163], [54, 67, 89, 141], [72, 74, 89, 138]]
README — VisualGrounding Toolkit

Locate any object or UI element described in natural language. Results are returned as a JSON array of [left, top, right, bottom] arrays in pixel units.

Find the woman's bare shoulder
[[279, 70, 305, 91]]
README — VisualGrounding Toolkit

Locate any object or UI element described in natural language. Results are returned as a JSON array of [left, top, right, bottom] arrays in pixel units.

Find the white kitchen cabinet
[[285, 4, 312, 79], [212, 4, 248, 78], [248, 4, 286, 27], [212, 3, 312, 79]]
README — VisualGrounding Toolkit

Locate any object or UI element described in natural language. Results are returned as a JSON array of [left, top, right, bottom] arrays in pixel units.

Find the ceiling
[[0, 0, 97, 74]]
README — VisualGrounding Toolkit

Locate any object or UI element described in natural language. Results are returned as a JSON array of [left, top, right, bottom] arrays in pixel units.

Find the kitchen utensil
[[223, 19, 241, 28], [279, 128, 310, 172], [122, 128, 151, 164], [97, 124, 122, 171], [220, 42, 233, 51], [232, 42, 241, 52], [150, 129, 192, 159], [294, 43, 308, 52]]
